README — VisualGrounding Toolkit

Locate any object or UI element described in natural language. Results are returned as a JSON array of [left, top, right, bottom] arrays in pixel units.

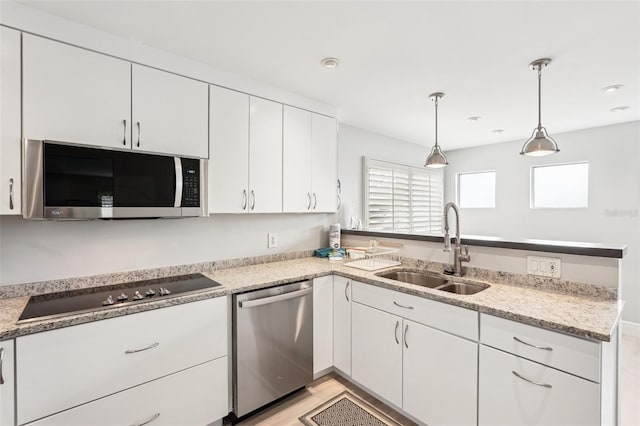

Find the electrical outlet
[[527, 256, 561, 278], [268, 233, 278, 248]]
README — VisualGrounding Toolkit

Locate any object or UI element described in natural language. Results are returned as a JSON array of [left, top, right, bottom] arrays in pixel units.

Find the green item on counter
[[314, 248, 346, 258]]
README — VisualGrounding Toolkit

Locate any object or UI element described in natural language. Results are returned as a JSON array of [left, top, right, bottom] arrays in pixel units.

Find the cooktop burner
[[18, 273, 222, 323]]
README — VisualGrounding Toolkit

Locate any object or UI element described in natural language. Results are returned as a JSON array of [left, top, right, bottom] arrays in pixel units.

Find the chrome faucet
[[443, 202, 470, 276]]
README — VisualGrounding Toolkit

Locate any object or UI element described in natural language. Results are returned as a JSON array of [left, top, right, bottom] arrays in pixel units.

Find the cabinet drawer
[[479, 345, 599, 426], [17, 297, 228, 424], [352, 281, 478, 341], [480, 313, 600, 382], [29, 357, 228, 426]]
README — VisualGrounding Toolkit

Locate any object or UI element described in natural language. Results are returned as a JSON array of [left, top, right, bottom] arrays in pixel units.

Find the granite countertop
[[0, 257, 622, 342]]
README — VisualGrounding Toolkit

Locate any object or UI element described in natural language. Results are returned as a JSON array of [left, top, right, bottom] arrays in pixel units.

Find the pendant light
[[425, 92, 448, 168], [520, 58, 560, 156]]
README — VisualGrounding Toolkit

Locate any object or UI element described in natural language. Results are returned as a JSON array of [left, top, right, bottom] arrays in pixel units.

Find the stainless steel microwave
[[22, 139, 208, 219]]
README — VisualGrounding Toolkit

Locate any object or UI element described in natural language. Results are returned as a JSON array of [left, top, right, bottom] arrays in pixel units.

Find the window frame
[[456, 169, 496, 209], [530, 161, 590, 209]]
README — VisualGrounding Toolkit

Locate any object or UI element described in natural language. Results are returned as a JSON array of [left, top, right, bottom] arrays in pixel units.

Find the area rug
[[299, 391, 403, 426]]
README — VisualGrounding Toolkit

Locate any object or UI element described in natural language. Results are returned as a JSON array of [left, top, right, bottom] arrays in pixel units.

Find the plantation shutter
[[364, 158, 444, 234]]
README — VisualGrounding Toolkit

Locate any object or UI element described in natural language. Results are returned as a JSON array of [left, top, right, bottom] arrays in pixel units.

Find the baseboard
[[621, 320, 640, 338]]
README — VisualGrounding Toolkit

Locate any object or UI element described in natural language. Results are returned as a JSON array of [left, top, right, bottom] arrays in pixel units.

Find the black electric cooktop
[[18, 273, 222, 323]]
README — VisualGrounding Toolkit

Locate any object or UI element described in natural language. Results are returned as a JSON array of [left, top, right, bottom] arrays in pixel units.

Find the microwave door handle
[[174, 158, 183, 208]]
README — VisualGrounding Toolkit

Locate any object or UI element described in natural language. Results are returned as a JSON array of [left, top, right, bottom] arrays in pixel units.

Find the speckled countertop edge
[[0, 256, 622, 342]]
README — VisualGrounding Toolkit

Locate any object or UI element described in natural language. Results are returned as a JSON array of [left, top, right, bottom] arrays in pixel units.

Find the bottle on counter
[[329, 223, 341, 249]]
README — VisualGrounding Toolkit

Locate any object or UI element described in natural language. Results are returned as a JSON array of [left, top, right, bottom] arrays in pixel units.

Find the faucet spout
[[443, 202, 470, 276]]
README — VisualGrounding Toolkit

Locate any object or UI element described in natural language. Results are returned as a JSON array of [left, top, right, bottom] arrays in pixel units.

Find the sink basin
[[437, 282, 488, 295], [376, 270, 449, 289]]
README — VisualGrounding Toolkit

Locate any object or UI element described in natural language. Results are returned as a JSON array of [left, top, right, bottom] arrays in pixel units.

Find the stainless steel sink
[[437, 282, 488, 295], [376, 270, 449, 289], [376, 269, 489, 295]]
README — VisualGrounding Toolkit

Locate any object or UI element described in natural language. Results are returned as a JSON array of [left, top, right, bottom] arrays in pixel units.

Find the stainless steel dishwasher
[[232, 280, 313, 418]]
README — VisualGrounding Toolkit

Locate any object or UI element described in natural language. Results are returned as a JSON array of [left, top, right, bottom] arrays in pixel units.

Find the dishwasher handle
[[239, 287, 312, 309]]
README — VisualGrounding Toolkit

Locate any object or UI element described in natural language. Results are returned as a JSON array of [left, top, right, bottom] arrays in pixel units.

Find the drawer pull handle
[[393, 301, 414, 310], [130, 412, 160, 426], [125, 342, 159, 354], [512, 371, 552, 388], [394, 321, 400, 345], [0, 347, 5, 385], [345, 281, 350, 301], [513, 336, 553, 351]]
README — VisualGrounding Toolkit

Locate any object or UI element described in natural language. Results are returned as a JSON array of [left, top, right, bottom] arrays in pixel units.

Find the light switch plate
[[527, 256, 561, 278]]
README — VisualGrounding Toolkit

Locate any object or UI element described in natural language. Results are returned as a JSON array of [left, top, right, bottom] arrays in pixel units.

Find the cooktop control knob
[[116, 293, 128, 302], [102, 295, 114, 306], [145, 289, 156, 297], [159, 287, 171, 296], [133, 291, 144, 300]]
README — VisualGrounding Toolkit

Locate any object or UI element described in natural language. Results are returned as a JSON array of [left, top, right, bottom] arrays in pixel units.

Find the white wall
[[0, 214, 335, 285], [443, 121, 640, 323]]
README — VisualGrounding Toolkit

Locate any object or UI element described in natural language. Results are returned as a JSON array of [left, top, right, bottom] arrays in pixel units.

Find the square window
[[531, 162, 589, 208], [457, 171, 496, 208]]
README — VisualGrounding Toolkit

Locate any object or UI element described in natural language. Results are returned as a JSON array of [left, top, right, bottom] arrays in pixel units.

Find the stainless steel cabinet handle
[[242, 190, 247, 210], [0, 347, 5, 385], [239, 287, 312, 309], [393, 301, 414, 310], [312, 192, 317, 210], [404, 324, 409, 348], [344, 281, 350, 301], [394, 321, 400, 344], [125, 342, 159, 354], [122, 119, 127, 145], [250, 190, 255, 210], [513, 336, 553, 351], [130, 412, 160, 426], [512, 371, 552, 388], [9, 178, 14, 210], [136, 121, 141, 147], [307, 192, 311, 210]]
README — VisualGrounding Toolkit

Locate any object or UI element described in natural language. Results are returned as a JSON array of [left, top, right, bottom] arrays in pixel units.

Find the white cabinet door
[[0, 28, 21, 215], [283, 106, 312, 212], [403, 320, 477, 426], [311, 114, 337, 212], [209, 86, 250, 213], [132, 65, 208, 158], [23, 34, 131, 149], [479, 345, 600, 426], [352, 302, 403, 408], [333, 276, 352, 376], [248, 97, 282, 213], [0, 340, 14, 426], [313, 276, 333, 375], [29, 357, 228, 426]]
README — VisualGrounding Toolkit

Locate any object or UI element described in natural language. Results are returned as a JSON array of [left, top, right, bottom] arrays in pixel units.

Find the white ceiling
[[18, 1, 640, 150]]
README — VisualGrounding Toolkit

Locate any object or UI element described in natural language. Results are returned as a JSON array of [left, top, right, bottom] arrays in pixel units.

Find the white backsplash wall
[[0, 214, 335, 285], [443, 121, 640, 324]]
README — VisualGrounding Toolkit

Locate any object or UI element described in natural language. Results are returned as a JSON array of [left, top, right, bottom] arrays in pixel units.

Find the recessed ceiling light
[[602, 85, 623, 93], [492, 129, 504, 134], [320, 57, 340, 69], [610, 106, 630, 112], [466, 116, 481, 123]]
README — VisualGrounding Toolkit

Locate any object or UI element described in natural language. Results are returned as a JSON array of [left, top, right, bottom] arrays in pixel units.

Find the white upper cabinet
[[23, 34, 131, 149], [131, 65, 208, 158], [283, 106, 337, 213], [209, 86, 250, 213], [249, 97, 283, 213], [0, 28, 21, 215]]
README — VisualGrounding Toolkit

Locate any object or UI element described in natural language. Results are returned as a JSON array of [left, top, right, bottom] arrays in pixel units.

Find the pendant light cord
[[537, 65, 543, 130], [434, 96, 439, 147]]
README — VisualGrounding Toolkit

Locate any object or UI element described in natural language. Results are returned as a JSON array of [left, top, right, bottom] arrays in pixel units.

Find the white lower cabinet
[[403, 319, 477, 426], [313, 276, 334, 375], [16, 297, 229, 425], [0, 340, 14, 426], [29, 357, 228, 426], [479, 345, 600, 426], [332, 276, 352, 375], [352, 302, 403, 408]]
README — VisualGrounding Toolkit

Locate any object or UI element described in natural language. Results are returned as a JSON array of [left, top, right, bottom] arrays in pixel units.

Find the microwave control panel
[[181, 158, 200, 207]]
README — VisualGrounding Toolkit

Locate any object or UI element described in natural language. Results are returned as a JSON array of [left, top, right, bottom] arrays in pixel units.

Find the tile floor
[[230, 330, 640, 425]]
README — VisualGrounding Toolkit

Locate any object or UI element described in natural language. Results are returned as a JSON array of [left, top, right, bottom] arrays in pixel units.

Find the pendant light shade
[[425, 92, 449, 168], [520, 58, 559, 156]]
